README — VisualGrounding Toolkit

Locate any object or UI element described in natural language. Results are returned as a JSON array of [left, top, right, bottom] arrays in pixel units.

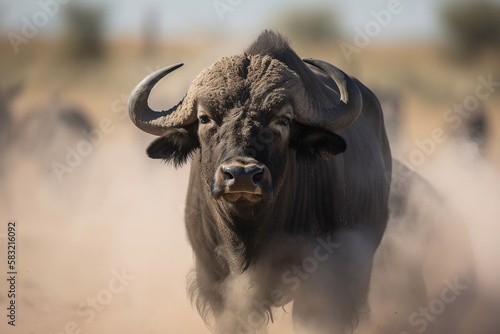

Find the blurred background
[[0, 0, 499, 333]]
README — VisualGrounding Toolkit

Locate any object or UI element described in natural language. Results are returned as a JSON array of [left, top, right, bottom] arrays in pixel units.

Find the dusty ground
[[1, 37, 499, 333]]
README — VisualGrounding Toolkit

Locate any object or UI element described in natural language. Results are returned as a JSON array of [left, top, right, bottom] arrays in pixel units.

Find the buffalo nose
[[213, 158, 273, 201], [221, 164, 264, 189]]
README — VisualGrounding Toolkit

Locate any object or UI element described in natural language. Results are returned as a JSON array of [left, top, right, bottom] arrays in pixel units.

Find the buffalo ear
[[147, 125, 199, 167], [290, 124, 346, 160]]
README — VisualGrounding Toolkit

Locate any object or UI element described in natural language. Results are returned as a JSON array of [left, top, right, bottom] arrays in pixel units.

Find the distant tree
[[441, 1, 500, 60], [277, 6, 341, 42], [62, 3, 106, 61]]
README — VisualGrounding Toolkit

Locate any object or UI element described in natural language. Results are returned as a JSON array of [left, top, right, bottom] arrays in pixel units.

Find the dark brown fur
[[147, 31, 392, 333]]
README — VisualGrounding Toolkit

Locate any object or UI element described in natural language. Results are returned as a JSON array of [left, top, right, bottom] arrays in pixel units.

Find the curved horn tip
[[128, 63, 185, 104], [127, 62, 187, 136], [157, 62, 184, 73], [301, 57, 363, 131], [143, 63, 184, 84], [302, 58, 343, 75], [302, 58, 321, 66]]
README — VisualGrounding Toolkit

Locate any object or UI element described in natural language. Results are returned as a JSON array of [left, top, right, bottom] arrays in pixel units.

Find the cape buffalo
[[129, 31, 392, 333]]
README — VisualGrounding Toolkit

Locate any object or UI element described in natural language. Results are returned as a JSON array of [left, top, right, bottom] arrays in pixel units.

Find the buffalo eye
[[276, 117, 291, 127], [199, 115, 211, 124]]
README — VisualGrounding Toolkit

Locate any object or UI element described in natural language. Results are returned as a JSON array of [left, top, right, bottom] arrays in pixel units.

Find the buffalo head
[[128, 34, 362, 217]]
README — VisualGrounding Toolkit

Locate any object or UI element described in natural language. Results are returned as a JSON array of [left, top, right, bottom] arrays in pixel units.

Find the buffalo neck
[[185, 150, 350, 274]]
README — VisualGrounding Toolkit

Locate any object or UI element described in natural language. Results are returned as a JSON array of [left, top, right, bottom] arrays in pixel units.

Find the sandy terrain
[[1, 37, 500, 334]]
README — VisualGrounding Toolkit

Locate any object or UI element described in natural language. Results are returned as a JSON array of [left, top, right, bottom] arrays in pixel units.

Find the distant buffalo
[[367, 160, 477, 334], [12, 97, 93, 173], [457, 102, 489, 157], [0, 83, 23, 185], [378, 91, 403, 146]]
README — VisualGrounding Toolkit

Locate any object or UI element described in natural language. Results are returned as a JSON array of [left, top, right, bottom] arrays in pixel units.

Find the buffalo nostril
[[222, 171, 234, 180], [252, 170, 263, 185], [221, 165, 236, 180]]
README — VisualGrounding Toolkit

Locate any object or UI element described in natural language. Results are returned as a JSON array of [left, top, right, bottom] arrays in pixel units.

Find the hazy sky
[[0, 0, 489, 41]]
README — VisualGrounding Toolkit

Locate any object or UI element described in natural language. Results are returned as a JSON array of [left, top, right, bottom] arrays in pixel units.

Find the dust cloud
[[0, 114, 499, 334]]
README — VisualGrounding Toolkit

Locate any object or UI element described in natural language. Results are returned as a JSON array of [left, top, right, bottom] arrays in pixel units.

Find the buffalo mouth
[[212, 187, 271, 204], [222, 191, 265, 203]]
